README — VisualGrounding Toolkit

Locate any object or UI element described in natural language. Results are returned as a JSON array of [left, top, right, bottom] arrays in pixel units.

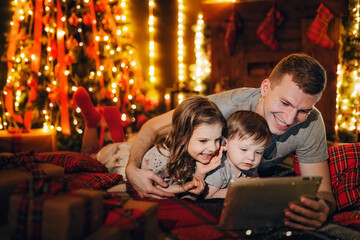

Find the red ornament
[[86, 41, 96, 59], [68, 14, 79, 26], [65, 37, 78, 49], [26, 76, 38, 88], [64, 54, 75, 65], [42, 15, 51, 25], [44, 0, 53, 7], [82, 13, 92, 25], [94, 2, 106, 12]]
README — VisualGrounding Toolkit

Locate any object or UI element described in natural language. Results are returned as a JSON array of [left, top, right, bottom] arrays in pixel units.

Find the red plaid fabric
[[13, 177, 68, 240], [39, 151, 108, 173], [328, 143, 360, 211], [256, 6, 284, 50], [65, 172, 123, 190], [225, 8, 242, 55], [294, 143, 360, 211], [331, 210, 360, 230], [0, 151, 47, 180], [307, 3, 334, 49]]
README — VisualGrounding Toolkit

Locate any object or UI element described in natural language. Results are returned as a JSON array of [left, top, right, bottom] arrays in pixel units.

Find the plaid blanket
[[126, 183, 360, 240]]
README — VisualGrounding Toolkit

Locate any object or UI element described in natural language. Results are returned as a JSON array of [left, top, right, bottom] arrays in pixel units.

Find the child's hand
[[195, 145, 224, 176], [188, 176, 205, 195]]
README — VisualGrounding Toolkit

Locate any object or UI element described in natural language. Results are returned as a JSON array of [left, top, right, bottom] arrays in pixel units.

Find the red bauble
[[94, 2, 106, 12], [42, 15, 51, 25], [68, 14, 79, 26], [26, 76, 38, 88], [82, 13, 92, 25], [44, 0, 53, 7], [65, 37, 79, 49], [64, 54, 75, 65]]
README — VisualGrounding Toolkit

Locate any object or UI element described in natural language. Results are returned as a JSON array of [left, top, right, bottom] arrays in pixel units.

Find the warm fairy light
[[148, 0, 156, 84], [190, 13, 211, 93], [177, 0, 186, 88], [335, 0, 360, 140]]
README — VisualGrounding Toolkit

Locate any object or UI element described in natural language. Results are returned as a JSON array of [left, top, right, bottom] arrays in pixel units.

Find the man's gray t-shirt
[[208, 88, 329, 171]]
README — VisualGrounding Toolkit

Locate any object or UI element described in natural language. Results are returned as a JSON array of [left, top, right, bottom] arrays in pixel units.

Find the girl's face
[[187, 123, 223, 164], [226, 136, 267, 176]]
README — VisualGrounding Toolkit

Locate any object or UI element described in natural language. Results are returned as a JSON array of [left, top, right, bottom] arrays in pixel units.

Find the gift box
[[8, 188, 105, 240], [95, 199, 161, 240], [0, 163, 64, 226], [0, 129, 57, 153]]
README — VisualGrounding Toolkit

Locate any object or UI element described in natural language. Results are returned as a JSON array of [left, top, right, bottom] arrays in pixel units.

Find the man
[[126, 53, 336, 230]]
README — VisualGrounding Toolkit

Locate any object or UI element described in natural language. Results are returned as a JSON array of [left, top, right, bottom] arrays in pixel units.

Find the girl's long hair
[[158, 95, 226, 184]]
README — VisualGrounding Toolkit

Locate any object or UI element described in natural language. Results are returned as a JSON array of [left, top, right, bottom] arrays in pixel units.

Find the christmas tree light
[[335, 0, 360, 142], [1, 0, 159, 151]]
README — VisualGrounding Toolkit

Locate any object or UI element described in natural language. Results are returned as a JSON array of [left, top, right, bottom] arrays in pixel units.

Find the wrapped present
[[0, 160, 64, 226], [100, 199, 161, 240], [8, 188, 105, 240], [0, 129, 57, 153]]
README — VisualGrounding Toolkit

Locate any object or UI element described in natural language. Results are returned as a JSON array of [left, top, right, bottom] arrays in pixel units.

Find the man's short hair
[[269, 53, 327, 96]]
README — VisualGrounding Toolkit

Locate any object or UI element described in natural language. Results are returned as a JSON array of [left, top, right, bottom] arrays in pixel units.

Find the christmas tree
[[335, 0, 360, 142], [1, 0, 159, 151]]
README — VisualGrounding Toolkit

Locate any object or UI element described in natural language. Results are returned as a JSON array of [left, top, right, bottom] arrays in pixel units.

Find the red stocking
[[307, 3, 334, 49], [257, 6, 284, 50]]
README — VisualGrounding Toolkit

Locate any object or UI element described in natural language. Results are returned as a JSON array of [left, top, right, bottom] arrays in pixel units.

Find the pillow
[[65, 172, 124, 190], [293, 143, 360, 211], [39, 151, 108, 173], [328, 143, 360, 211]]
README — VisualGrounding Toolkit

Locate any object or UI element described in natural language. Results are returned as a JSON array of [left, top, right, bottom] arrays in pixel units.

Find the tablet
[[218, 176, 322, 230]]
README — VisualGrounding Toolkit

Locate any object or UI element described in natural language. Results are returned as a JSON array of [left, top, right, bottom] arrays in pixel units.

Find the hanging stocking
[[307, 3, 334, 49], [224, 7, 242, 55], [257, 6, 284, 50]]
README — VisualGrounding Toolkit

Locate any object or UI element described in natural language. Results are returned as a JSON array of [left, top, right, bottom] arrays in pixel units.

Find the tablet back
[[218, 176, 322, 230]]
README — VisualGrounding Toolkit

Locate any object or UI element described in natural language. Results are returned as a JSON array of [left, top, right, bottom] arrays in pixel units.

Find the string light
[[149, 0, 156, 83], [335, 0, 360, 141], [190, 13, 211, 93], [177, 0, 186, 88]]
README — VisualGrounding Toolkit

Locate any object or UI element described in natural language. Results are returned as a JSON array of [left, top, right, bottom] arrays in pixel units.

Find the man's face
[[257, 74, 319, 135]]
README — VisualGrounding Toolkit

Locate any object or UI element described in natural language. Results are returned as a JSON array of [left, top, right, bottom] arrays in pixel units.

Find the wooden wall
[[202, 0, 348, 139]]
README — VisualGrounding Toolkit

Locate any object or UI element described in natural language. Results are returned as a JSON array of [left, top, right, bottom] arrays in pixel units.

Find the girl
[[73, 87, 227, 196]]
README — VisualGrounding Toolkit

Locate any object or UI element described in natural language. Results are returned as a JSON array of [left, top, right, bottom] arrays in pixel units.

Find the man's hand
[[195, 146, 224, 177], [126, 165, 175, 199], [284, 196, 329, 230]]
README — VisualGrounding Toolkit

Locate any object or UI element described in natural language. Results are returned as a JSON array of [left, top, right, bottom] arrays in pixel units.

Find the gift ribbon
[[13, 179, 98, 240], [24, 0, 43, 130], [56, 0, 71, 135]]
